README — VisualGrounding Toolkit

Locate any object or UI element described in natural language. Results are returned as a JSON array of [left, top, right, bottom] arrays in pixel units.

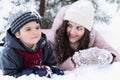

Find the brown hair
[[55, 20, 90, 63]]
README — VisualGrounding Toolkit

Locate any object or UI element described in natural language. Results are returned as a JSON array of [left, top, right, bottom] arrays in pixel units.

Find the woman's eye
[[67, 24, 72, 28], [77, 27, 83, 30]]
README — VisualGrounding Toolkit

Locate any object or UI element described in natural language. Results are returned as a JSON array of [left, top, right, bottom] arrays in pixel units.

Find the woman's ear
[[15, 32, 20, 38]]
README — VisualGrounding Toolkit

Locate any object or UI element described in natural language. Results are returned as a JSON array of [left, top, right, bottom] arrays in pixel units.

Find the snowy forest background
[[0, 0, 120, 50], [0, 0, 120, 80], [0, 0, 120, 30]]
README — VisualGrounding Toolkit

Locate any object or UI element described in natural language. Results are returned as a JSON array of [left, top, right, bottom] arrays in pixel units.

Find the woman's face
[[15, 21, 41, 48], [67, 21, 85, 43]]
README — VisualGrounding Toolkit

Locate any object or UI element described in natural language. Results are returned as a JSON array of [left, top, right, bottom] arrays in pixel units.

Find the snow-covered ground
[[0, 62, 120, 80]]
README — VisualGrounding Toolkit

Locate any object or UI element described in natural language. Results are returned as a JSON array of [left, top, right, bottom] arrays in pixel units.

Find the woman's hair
[[55, 20, 90, 63]]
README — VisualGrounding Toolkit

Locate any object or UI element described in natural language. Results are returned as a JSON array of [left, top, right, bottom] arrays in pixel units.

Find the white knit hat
[[64, 0, 94, 31]]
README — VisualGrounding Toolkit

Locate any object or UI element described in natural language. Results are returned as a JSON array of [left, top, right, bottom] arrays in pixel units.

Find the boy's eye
[[26, 28, 31, 31], [36, 26, 40, 29]]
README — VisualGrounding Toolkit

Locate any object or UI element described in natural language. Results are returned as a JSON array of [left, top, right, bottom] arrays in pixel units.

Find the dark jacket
[[1, 29, 56, 77]]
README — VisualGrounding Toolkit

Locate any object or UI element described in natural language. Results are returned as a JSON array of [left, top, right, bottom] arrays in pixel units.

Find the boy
[[1, 9, 63, 78]]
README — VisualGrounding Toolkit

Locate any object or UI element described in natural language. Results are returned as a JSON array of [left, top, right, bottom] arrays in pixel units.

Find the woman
[[43, 0, 120, 70]]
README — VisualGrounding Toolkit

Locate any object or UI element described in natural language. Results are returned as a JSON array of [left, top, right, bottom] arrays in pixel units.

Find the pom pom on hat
[[8, 9, 42, 34], [64, 0, 94, 31]]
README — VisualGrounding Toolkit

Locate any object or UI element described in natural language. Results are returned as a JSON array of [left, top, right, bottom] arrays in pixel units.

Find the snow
[[94, 15, 120, 51], [0, 0, 120, 80], [0, 62, 120, 80]]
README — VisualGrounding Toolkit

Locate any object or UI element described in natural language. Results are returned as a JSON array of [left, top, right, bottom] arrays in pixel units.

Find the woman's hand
[[72, 47, 113, 66], [58, 57, 75, 71]]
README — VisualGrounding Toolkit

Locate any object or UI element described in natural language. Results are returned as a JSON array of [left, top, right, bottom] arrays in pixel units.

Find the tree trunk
[[39, 0, 45, 17]]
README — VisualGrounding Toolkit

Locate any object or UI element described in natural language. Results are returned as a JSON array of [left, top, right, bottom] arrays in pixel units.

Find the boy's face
[[15, 21, 41, 48]]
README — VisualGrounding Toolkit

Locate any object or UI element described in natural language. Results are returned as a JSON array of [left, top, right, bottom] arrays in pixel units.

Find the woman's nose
[[70, 28, 76, 34]]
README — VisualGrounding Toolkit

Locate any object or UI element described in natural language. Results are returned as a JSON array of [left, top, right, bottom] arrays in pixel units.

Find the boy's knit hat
[[64, 0, 94, 31], [8, 9, 42, 34]]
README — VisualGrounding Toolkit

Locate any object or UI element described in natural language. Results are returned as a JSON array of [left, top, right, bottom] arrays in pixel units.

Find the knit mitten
[[72, 47, 113, 67], [21, 68, 34, 76], [50, 66, 64, 75], [35, 68, 52, 78], [34, 65, 52, 78]]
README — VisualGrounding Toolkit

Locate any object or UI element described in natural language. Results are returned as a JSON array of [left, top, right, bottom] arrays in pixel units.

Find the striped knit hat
[[9, 9, 42, 34]]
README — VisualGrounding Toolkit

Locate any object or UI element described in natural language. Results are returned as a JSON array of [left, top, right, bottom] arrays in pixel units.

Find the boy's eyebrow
[[24, 26, 31, 28], [24, 25, 40, 28]]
